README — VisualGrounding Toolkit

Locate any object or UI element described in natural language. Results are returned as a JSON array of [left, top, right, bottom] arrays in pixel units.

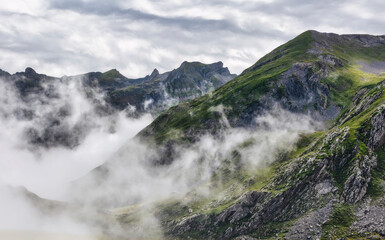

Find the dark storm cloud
[[0, 0, 384, 77]]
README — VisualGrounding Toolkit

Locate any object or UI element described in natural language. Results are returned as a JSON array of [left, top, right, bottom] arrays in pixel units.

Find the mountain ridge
[[138, 30, 385, 144], [0, 61, 235, 149], [103, 30, 385, 239]]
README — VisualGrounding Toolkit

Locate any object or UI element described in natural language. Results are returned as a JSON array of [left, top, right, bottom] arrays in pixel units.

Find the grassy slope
[[140, 31, 385, 144], [140, 31, 316, 143], [154, 81, 385, 239], [100, 69, 127, 82]]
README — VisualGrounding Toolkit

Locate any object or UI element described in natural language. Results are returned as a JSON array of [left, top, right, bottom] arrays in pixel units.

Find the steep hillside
[[108, 30, 385, 239], [154, 80, 385, 239], [139, 31, 385, 145]]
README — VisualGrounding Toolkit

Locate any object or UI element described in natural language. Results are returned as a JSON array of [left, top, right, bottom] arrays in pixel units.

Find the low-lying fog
[[0, 75, 322, 239]]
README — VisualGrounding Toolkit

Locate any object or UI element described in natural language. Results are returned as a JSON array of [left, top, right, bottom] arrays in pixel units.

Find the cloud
[[0, 70, 322, 237], [1, 0, 384, 78], [64, 104, 322, 238], [70, 105, 322, 206], [0, 75, 153, 200], [0, 71, 321, 237], [0, 72, 154, 237]]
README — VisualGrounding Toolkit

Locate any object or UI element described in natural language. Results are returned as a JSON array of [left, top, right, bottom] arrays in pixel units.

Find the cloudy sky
[[1, 0, 385, 78]]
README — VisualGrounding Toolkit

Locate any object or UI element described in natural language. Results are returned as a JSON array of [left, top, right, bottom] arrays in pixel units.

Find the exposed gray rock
[[215, 191, 270, 225], [234, 60, 340, 128], [339, 85, 385, 125], [277, 62, 336, 121], [318, 54, 344, 67], [165, 120, 381, 239], [367, 105, 385, 150], [315, 180, 334, 196], [286, 200, 335, 240], [351, 198, 385, 235], [342, 153, 377, 203]]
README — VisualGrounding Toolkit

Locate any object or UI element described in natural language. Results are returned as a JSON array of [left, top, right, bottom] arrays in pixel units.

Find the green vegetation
[[148, 89, 385, 237], [142, 29, 385, 146], [322, 66, 385, 123], [249, 221, 291, 239], [321, 204, 356, 239], [101, 69, 125, 82], [117, 31, 385, 239], [289, 131, 325, 159], [367, 147, 385, 199], [108, 86, 146, 109], [141, 31, 317, 144]]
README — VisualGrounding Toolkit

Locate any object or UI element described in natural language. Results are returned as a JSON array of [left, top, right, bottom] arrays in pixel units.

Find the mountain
[[139, 31, 385, 145], [101, 61, 236, 113], [1, 61, 235, 114], [0, 61, 235, 149], [99, 30, 385, 239]]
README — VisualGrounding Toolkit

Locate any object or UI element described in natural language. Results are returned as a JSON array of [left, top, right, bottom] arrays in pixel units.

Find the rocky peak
[[105, 69, 119, 75], [209, 61, 232, 75], [180, 61, 189, 68], [208, 61, 224, 70], [0, 69, 11, 78], [100, 69, 126, 84], [25, 67, 36, 74], [176, 61, 232, 77], [179, 61, 206, 70], [150, 68, 159, 78], [24, 67, 39, 79]]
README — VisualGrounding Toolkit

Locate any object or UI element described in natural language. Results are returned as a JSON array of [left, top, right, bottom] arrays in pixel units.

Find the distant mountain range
[[0, 61, 235, 148], [0, 61, 235, 114]]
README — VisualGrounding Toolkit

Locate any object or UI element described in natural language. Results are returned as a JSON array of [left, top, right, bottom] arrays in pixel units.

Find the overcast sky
[[1, 0, 385, 78]]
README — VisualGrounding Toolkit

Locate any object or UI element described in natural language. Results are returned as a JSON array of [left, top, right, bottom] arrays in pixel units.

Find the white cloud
[[1, 0, 384, 78], [0, 76, 153, 200], [0, 0, 48, 15]]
